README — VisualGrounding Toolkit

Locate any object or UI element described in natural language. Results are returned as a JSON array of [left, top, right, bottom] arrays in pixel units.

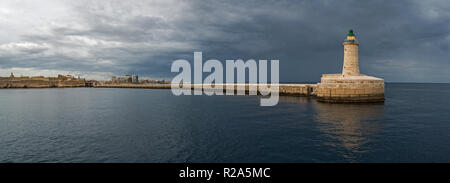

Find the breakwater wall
[[95, 83, 383, 103], [95, 83, 317, 96]]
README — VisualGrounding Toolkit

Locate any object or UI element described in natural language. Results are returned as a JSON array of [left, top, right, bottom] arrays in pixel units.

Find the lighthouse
[[315, 29, 385, 103], [342, 29, 360, 76]]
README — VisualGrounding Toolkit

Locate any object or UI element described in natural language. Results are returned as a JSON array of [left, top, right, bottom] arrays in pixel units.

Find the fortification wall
[[58, 80, 86, 87], [0, 77, 86, 88]]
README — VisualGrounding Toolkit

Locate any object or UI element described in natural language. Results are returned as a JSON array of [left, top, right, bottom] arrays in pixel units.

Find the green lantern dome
[[347, 29, 355, 36]]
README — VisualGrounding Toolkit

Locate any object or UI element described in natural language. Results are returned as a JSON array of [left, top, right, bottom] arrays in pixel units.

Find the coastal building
[[315, 30, 385, 102], [132, 75, 139, 83], [111, 75, 139, 83], [111, 76, 117, 83]]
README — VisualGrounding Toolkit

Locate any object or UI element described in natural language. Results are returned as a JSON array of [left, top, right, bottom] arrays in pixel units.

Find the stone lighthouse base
[[315, 74, 385, 103]]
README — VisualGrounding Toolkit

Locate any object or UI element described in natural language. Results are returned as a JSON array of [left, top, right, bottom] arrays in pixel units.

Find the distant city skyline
[[0, 0, 449, 82]]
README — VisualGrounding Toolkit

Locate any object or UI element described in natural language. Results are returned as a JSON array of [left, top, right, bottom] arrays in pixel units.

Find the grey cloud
[[0, 0, 449, 82]]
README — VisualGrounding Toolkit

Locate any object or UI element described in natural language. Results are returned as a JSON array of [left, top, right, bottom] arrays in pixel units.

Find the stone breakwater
[[95, 82, 383, 103], [95, 83, 172, 89], [95, 83, 316, 96]]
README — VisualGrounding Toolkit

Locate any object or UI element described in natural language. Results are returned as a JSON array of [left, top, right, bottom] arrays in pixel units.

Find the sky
[[0, 0, 449, 82]]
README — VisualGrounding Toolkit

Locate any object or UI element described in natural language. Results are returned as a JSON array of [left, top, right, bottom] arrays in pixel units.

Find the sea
[[0, 83, 449, 162]]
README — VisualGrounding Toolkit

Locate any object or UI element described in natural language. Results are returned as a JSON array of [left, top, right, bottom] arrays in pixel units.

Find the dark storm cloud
[[0, 0, 449, 82]]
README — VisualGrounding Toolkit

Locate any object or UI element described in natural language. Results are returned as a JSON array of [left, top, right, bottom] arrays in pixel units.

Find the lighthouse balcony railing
[[344, 39, 357, 42]]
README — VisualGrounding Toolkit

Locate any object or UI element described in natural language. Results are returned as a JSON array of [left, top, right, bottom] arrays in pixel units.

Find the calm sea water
[[0, 83, 449, 162]]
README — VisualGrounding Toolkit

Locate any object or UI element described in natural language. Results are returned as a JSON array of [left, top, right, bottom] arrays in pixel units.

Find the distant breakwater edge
[[95, 83, 316, 97]]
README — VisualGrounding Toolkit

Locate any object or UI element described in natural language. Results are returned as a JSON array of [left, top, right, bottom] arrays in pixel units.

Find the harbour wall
[[95, 83, 316, 96], [95, 82, 383, 103]]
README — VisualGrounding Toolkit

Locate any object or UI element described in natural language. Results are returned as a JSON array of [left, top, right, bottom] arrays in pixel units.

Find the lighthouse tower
[[342, 29, 360, 76]]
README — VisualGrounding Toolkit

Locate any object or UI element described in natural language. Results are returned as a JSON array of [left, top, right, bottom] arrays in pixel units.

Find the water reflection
[[279, 96, 384, 162]]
